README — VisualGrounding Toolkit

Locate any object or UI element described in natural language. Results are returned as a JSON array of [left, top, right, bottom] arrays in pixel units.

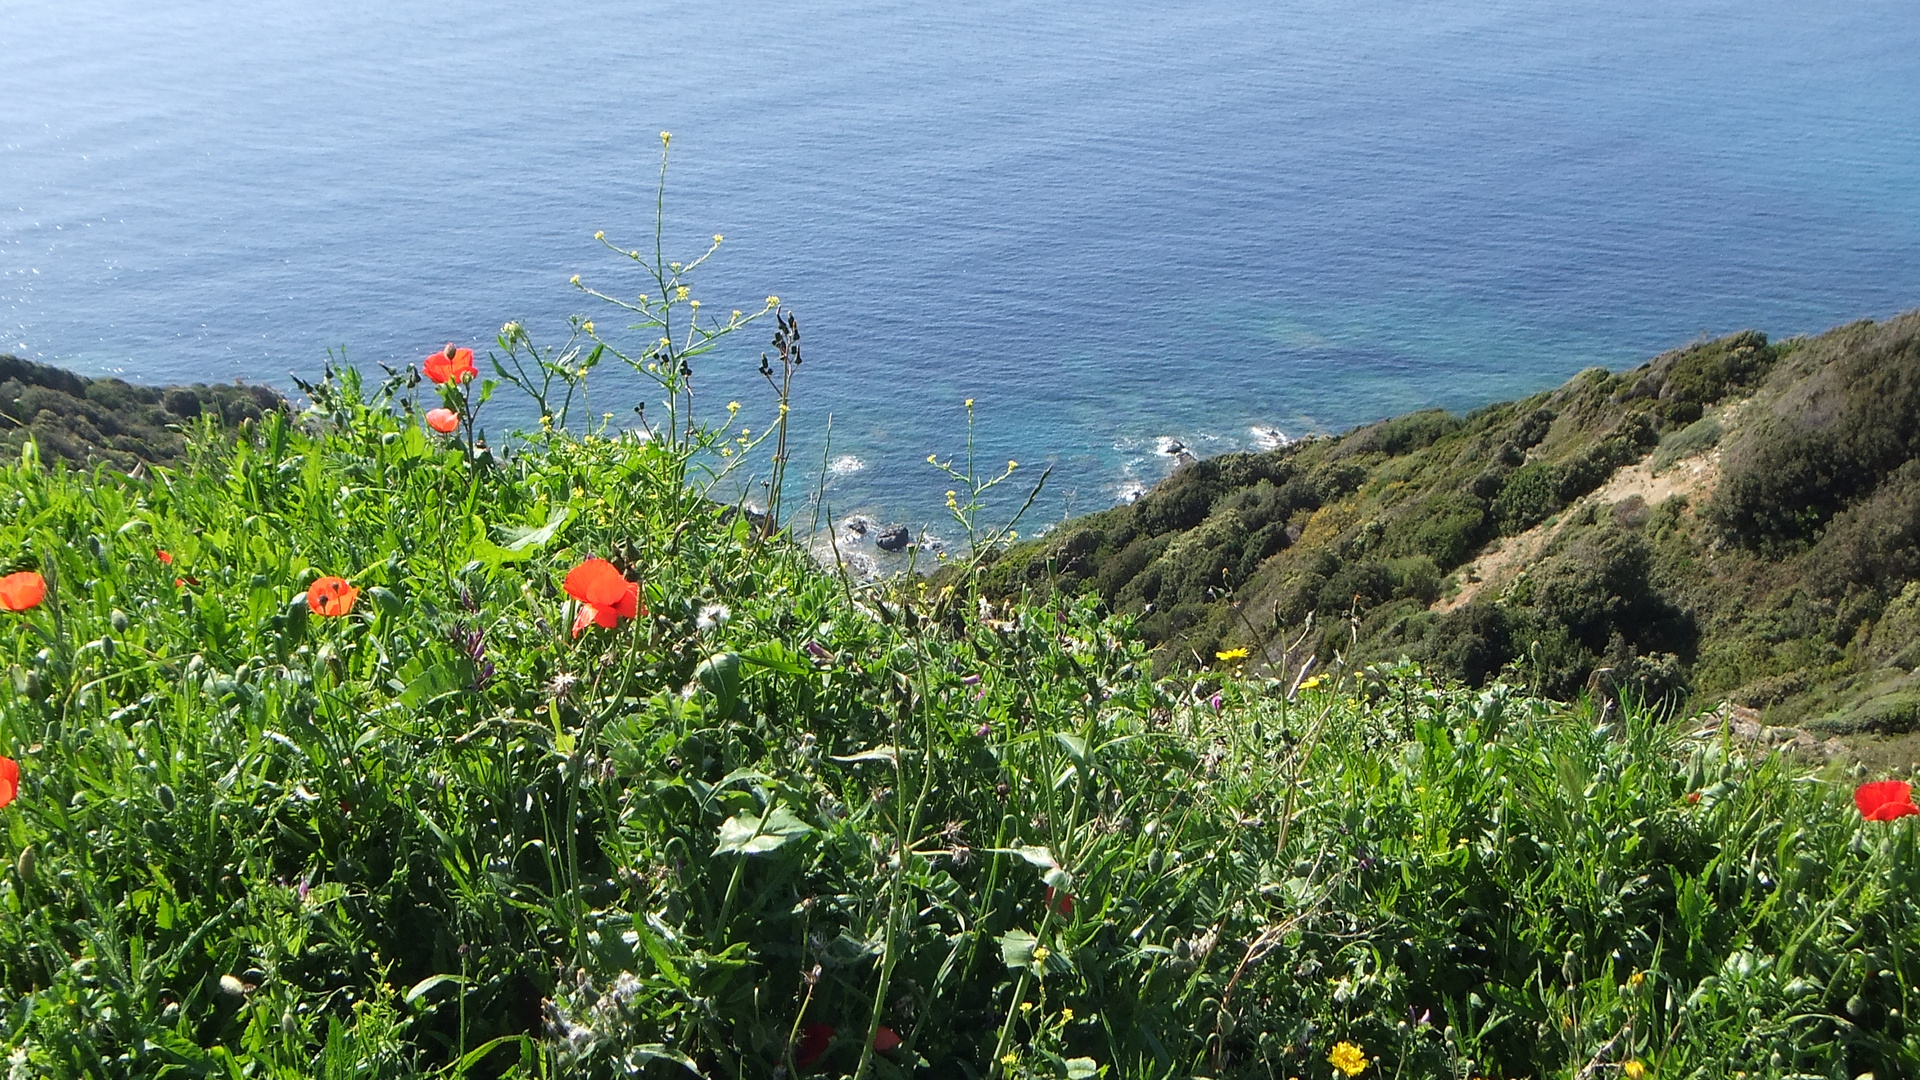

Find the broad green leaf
[[1055, 732, 1089, 764], [404, 973, 466, 1006], [715, 807, 814, 856], [1065, 1058, 1099, 1079], [987, 844, 1058, 869], [831, 746, 901, 766], [997, 930, 1037, 968], [398, 660, 476, 709], [741, 641, 809, 676]]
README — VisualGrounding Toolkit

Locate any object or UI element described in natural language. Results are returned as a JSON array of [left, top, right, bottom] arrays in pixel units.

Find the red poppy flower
[[0, 572, 46, 613], [0, 756, 18, 808], [872, 1026, 901, 1054], [156, 549, 174, 565], [1685, 791, 1702, 805], [424, 343, 478, 385], [425, 408, 459, 434], [797, 1023, 833, 1068], [308, 576, 360, 618], [564, 558, 642, 635], [1856, 780, 1919, 822], [1046, 885, 1075, 918]]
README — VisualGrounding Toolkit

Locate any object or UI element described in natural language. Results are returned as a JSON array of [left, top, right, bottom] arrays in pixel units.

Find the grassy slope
[[988, 311, 1920, 735], [0, 369, 1915, 1078], [0, 354, 283, 471]]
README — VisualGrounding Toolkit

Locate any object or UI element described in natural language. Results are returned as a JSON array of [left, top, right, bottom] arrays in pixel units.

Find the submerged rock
[[875, 524, 911, 551]]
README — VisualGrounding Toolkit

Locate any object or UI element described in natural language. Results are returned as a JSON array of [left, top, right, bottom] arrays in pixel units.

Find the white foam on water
[[828, 454, 866, 476], [1250, 425, 1290, 450]]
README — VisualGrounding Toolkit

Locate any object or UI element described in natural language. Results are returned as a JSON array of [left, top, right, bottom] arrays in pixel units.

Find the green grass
[[0, 368, 1917, 1079]]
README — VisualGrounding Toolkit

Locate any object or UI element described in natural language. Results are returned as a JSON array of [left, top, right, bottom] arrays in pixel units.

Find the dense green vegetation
[[0, 355, 284, 470], [0, 346, 1915, 1078], [990, 313, 1920, 733]]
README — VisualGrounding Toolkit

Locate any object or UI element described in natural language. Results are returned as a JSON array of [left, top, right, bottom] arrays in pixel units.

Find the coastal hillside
[[2, 359, 1916, 1077], [987, 311, 1920, 733], [0, 354, 282, 470]]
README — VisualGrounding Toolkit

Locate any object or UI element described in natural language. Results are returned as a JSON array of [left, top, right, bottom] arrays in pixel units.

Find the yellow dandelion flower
[[1328, 1041, 1368, 1077], [1215, 647, 1250, 663], [1622, 1062, 1647, 1080]]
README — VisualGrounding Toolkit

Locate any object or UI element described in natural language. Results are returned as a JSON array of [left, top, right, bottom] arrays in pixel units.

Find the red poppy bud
[[1685, 791, 1701, 804], [1856, 780, 1919, 822], [0, 572, 46, 613], [797, 1023, 833, 1068], [156, 549, 174, 565]]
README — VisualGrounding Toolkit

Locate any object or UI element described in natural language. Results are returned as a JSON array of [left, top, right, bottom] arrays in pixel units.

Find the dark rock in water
[[844, 516, 869, 536], [875, 524, 911, 551]]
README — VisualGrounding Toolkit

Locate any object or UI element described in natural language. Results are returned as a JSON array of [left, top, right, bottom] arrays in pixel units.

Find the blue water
[[4, 0, 1919, 541]]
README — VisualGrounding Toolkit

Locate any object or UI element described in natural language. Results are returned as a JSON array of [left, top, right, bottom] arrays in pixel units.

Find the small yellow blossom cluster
[[1328, 1041, 1368, 1077], [1215, 647, 1250, 663]]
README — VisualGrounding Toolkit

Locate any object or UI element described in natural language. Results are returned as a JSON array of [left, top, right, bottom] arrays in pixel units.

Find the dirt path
[[1436, 442, 1722, 613]]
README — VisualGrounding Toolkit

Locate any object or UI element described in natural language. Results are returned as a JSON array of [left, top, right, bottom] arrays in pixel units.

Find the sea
[[4, 0, 1918, 559]]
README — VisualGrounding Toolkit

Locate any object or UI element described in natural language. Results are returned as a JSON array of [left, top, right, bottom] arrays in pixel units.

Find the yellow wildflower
[[965, 398, 974, 408], [1299, 674, 1326, 690], [1327, 1041, 1368, 1077], [660, 130, 671, 144], [1060, 1007, 1073, 1022], [676, 286, 689, 301], [1000, 1054, 1018, 1067], [728, 401, 741, 412], [690, 299, 701, 309], [583, 321, 594, 334], [1020, 1001, 1034, 1012], [712, 233, 723, 244], [766, 295, 779, 307], [593, 230, 604, 240], [1215, 647, 1250, 663], [1623, 1062, 1647, 1080], [1629, 970, 1646, 989], [569, 274, 581, 286], [927, 453, 938, 464], [1031, 945, 1050, 963], [1008, 460, 1018, 470]]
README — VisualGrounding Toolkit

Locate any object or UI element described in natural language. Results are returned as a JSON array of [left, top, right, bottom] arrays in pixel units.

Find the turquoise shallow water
[[3, 0, 1918, 539]]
